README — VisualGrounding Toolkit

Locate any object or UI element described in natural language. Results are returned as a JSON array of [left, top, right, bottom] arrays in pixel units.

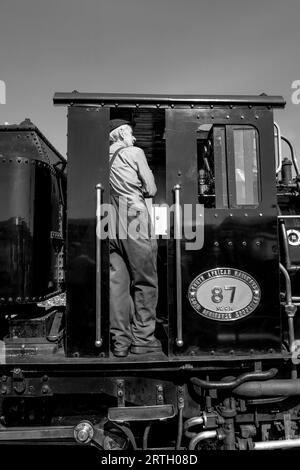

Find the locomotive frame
[[0, 92, 299, 450]]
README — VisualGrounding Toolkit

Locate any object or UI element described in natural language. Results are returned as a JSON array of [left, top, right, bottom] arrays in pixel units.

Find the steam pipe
[[279, 222, 292, 270], [280, 262, 292, 304], [190, 368, 278, 391], [189, 430, 220, 450], [233, 379, 300, 397], [184, 416, 205, 439], [280, 263, 296, 348], [254, 438, 300, 450]]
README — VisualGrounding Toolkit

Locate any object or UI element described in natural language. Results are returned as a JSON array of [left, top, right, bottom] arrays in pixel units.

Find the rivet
[[259, 213, 263, 217], [190, 104, 194, 108], [214, 241, 219, 247], [249, 105, 252, 109], [241, 115, 244, 119], [178, 171, 182, 176], [171, 104, 174, 108], [117, 390, 123, 397], [214, 213, 218, 217], [115, 103, 119, 107], [228, 241, 233, 246], [41, 385, 49, 394], [101, 103, 105, 107], [255, 115, 259, 119], [244, 213, 248, 217], [256, 241, 261, 246], [210, 350, 215, 355], [197, 115, 200, 119], [156, 104, 160, 108], [1, 376, 7, 382], [226, 115, 230, 119], [157, 385, 163, 392], [211, 115, 214, 119], [229, 213, 233, 217], [135, 103, 139, 108], [268, 348, 274, 354], [242, 241, 247, 246], [210, 104, 214, 109], [250, 349, 254, 354], [230, 350, 235, 355]]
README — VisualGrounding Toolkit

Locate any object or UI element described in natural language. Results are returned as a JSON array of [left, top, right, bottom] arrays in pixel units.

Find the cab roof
[[53, 92, 285, 108]]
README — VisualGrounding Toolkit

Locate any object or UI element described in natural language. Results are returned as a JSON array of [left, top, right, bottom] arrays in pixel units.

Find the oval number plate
[[188, 267, 261, 322]]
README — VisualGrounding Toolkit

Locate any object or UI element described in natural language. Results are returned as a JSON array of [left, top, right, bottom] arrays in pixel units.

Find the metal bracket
[[117, 380, 125, 407], [156, 384, 164, 405], [12, 368, 26, 395], [177, 385, 184, 410]]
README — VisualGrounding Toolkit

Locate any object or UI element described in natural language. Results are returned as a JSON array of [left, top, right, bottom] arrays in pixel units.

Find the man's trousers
[[109, 195, 158, 350]]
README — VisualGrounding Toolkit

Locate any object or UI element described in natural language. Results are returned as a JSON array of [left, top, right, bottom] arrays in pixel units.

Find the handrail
[[274, 122, 282, 175], [174, 184, 183, 347], [95, 183, 103, 348], [280, 263, 296, 348], [281, 135, 300, 176]]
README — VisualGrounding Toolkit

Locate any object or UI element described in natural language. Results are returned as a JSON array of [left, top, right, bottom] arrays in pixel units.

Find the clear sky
[[0, 0, 299, 158]]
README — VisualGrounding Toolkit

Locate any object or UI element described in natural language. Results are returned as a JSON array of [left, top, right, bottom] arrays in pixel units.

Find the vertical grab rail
[[281, 135, 300, 176], [95, 183, 103, 348], [174, 184, 183, 347], [274, 122, 282, 175]]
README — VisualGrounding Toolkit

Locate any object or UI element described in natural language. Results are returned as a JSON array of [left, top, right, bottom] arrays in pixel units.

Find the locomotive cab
[[52, 92, 288, 360]]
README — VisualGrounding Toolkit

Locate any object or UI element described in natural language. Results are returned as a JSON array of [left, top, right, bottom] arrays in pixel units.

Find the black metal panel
[[166, 108, 281, 356], [53, 92, 286, 108], [66, 106, 109, 357], [0, 127, 65, 305]]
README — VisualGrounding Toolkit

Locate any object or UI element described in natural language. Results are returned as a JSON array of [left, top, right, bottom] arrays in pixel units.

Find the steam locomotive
[[0, 91, 300, 451]]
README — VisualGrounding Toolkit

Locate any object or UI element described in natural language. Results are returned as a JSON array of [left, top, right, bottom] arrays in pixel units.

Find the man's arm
[[134, 148, 157, 197]]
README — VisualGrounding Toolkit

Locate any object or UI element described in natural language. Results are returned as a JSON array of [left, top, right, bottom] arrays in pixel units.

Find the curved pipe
[[142, 422, 151, 450], [281, 135, 300, 176], [280, 263, 296, 348], [184, 416, 205, 439], [279, 222, 292, 270], [190, 368, 278, 391], [189, 430, 221, 450], [233, 379, 300, 397], [280, 263, 292, 304]]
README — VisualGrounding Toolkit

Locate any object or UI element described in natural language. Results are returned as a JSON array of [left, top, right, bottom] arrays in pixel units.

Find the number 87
[[211, 286, 236, 303]]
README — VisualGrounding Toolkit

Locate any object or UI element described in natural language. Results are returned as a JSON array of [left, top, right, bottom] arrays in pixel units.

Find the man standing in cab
[[109, 119, 162, 357]]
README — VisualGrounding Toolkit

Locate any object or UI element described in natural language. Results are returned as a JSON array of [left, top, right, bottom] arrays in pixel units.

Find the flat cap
[[109, 119, 131, 133]]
